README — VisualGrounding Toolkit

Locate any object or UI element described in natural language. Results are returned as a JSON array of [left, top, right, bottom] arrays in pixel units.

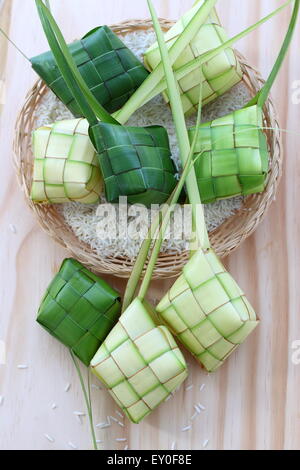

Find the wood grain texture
[[0, 0, 300, 450]]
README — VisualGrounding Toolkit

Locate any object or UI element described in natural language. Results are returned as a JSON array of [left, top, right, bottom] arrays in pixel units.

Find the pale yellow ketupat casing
[[90, 298, 188, 423], [144, 0, 243, 116], [156, 248, 259, 373], [31, 118, 102, 204]]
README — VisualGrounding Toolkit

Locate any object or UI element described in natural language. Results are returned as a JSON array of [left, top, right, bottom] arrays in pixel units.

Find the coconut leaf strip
[[35, 0, 118, 124]]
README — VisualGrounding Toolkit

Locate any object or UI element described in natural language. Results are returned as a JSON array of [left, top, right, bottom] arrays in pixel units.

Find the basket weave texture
[[13, 19, 282, 279]]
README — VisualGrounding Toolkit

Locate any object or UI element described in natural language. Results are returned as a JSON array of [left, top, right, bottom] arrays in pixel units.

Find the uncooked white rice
[[115, 410, 124, 419], [34, 30, 249, 260], [202, 439, 209, 448], [68, 441, 78, 450], [9, 224, 17, 234], [181, 425, 192, 432], [73, 411, 85, 416]]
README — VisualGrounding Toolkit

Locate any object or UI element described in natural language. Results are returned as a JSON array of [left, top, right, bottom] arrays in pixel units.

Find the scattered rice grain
[[115, 438, 127, 442], [115, 410, 124, 419], [9, 224, 17, 234], [51, 403, 57, 410], [17, 365, 28, 369], [73, 411, 85, 416], [200, 384, 206, 392], [171, 441, 176, 450], [44, 434, 54, 443], [118, 421, 124, 427], [181, 425, 192, 432], [96, 422, 110, 429], [64, 383, 71, 392], [194, 405, 201, 414], [68, 441, 78, 450], [198, 403, 206, 411], [0, 396, 4, 406], [185, 385, 193, 391], [202, 439, 209, 448]]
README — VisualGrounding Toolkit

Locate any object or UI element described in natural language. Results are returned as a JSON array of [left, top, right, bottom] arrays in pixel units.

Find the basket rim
[[12, 18, 283, 279]]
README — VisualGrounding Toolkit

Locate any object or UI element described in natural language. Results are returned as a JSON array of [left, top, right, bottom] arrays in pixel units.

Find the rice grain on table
[[68, 441, 78, 450], [202, 439, 209, 448], [64, 383, 71, 392], [115, 410, 124, 419], [44, 434, 55, 443], [35, 30, 248, 260], [181, 425, 192, 432], [198, 403, 206, 411]]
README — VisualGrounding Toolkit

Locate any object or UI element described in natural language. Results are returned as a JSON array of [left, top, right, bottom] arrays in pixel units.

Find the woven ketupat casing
[[31, 26, 149, 116], [91, 298, 188, 423], [37, 258, 121, 366], [156, 249, 259, 372], [90, 122, 178, 206], [144, 4, 242, 116], [188, 105, 269, 203], [31, 118, 102, 204]]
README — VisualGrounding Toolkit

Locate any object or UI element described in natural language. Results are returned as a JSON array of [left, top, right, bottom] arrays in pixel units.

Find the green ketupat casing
[[90, 298, 188, 423], [31, 26, 149, 116], [89, 122, 178, 206], [156, 248, 259, 372], [144, 1, 242, 116], [188, 105, 269, 203], [31, 118, 102, 204], [37, 258, 121, 366]]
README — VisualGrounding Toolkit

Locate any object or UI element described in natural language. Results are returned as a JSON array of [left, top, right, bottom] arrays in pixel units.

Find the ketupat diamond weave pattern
[[90, 122, 178, 206], [188, 105, 269, 203], [91, 298, 188, 423], [31, 26, 149, 116], [37, 258, 121, 366], [144, 5, 242, 116], [31, 118, 102, 204], [156, 249, 259, 372]]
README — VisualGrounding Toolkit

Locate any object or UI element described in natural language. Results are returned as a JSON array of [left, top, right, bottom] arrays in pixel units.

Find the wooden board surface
[[0, 0, 300, 450]]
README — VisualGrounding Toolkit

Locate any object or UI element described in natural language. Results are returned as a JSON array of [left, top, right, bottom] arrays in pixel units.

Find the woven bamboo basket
[[13, 19, 282, 280]]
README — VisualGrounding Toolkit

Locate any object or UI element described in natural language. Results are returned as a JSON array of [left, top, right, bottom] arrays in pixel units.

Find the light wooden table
[[0, 0, 300, 451]]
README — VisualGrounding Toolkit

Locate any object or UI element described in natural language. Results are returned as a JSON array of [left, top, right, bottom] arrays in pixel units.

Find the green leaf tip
[[35, 0, 118, 125]]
